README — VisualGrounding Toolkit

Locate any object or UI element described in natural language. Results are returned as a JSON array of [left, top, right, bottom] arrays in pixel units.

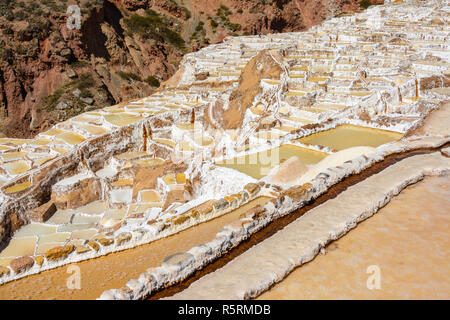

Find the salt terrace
[[0, 0, 449, 299]]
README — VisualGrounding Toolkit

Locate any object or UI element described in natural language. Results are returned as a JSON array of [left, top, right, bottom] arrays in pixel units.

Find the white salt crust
[[1, 0, 449, 285], [167, 152, 450, 300], [0, 184, 262, 285], [98, 141, 449, 300]]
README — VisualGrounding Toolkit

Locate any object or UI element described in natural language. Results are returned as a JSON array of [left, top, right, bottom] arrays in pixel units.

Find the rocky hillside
[[0, 0, 383, 138]]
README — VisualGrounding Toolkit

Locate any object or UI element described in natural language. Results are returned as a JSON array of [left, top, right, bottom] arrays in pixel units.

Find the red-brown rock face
[[211, 50, 283, 130]]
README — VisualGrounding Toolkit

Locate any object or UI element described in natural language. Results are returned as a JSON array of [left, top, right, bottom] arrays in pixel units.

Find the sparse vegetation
[[42, 88, 64, 111], [41, 72, 96, 113], [69, 73, 95, 90], [210, 19, 219, 28], [0, 0, 380, 138], [249, 8, 261, 14], [360, 0, 372, 9], [123, 9, 185, 49], [164, 0, 191, 20], [116, 71, 161, 87], [181, 7, 191, 20], [144, 76, 160, 87], [116, 71, 142, 82], [70, 60, 89, 69], [195, 21, 205, 33], [215, 4, 241, 32], [191, 21, 206, 40], [226, 21, 241, 32], [80, 88, 93, 98], [216, 5, 232, 17]]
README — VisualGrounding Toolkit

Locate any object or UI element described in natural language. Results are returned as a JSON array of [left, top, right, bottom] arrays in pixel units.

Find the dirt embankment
[[210, 50, 283, 129]]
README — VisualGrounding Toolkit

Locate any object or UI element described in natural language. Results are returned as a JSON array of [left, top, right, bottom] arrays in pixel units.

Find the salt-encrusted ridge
[[98, 139, 449, 300], [166, 152, 450, 300]]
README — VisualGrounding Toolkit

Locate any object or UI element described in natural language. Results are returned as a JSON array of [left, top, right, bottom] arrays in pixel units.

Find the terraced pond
[[0, 197, 272, 300], [297, 124, 404, 151]]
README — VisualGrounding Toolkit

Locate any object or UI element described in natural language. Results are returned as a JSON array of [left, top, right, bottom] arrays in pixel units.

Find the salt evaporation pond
[[216, 145, 328, 179], [297, 124, 403, 151], [0, 197, 271, 300]]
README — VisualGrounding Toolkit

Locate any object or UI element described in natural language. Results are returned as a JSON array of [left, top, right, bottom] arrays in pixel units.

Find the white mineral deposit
[[0, 0, 448, 301]]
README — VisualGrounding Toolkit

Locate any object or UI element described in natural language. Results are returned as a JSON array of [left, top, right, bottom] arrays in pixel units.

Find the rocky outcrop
[[0, 0, 378, 138], [10, 256, 34, 274], [211, 50, 283, 129]]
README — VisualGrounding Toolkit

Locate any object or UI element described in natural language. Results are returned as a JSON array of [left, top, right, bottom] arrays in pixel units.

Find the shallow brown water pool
[[297, 124, 403, 151]]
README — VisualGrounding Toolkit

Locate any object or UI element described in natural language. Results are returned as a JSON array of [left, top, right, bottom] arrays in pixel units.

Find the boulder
[[55, 101, 73, 110], [0, 266, 10, 276], [213, 198, 229, 211], [80, 97, 94, 105], [10, 256, 34, 274], [284, 185, 307, 202], [116, 232, 132, 246], [97, 238, 114, 247], [87, 241, 100, 251], [45, 245, 74, 261], [244, 183, 260, 196], [72, 89, 81, 97], [188, 200, 214, 219], [67, 69, 77, 79], [34, 256, 44, 266], [60, 48, 72, 58]]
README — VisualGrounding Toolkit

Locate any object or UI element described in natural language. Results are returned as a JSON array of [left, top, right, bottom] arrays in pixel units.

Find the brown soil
[[211, 50, 283, 129], [406, 100, 450, 137]]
